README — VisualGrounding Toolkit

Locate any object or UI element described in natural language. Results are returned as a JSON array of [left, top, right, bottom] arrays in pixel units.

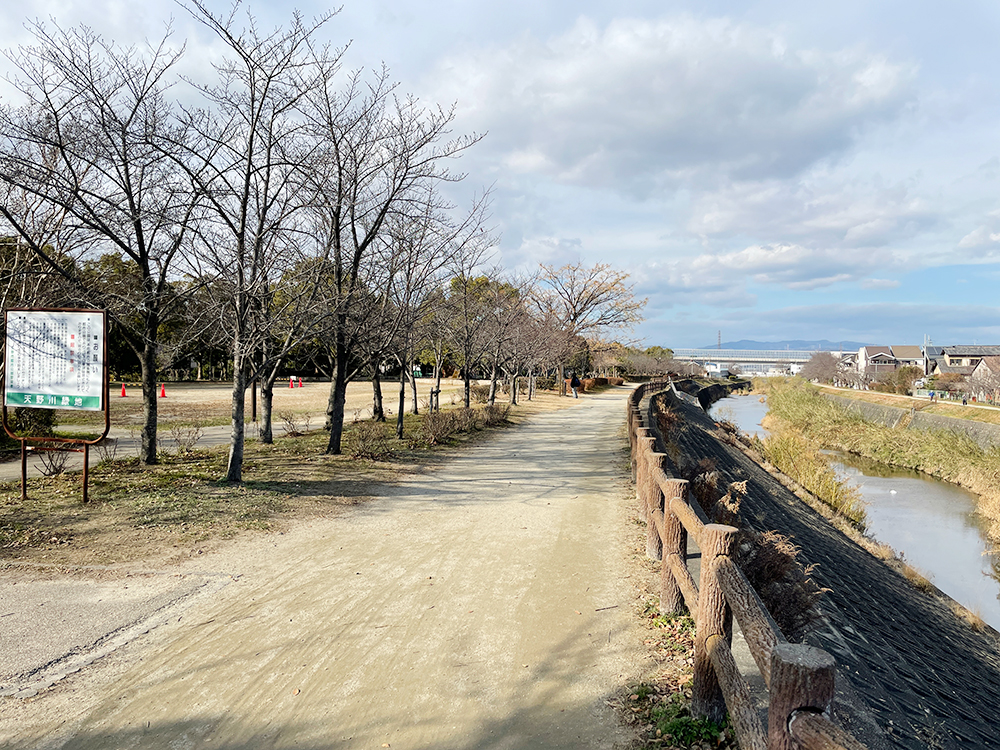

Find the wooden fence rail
[[627, 383, 867, 750]]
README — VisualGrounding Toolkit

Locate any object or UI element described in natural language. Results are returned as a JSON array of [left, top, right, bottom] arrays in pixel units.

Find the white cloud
[[686, 176, 935, 249], [861, 278, 900, 290], [428, 15, 915, 195]]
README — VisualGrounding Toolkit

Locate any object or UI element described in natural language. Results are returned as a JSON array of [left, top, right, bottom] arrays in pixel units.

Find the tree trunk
[[396, 366, 406, 439], [226, 345, 247, 482], [372, 362, 385, 422], [139, 340, 158, 465], [251, 372, 257, 422], [433, 341, 444, 412], [509, 370, 518, 406], [463, 368, 472, 408], [325, 353, 349, 455], [488, 363, 498, 406], [260, 365, 280, 444]]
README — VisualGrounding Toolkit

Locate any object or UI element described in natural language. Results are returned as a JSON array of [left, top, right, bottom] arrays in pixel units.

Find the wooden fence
[[627, 382, 867, 750]]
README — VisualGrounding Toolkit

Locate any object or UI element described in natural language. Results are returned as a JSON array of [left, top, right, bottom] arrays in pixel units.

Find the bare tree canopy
[[534, 261, 645, 393], [536, 262, 646, 337], [0, 21, 196, 464], [800, 352, 840, 384]]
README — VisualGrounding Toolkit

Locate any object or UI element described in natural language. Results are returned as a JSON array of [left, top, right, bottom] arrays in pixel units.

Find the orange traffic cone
[[160, 383, 166, 398], [121, 383, 127, 397], [289, 378, 294, 389], [298, 377, 303, 387]]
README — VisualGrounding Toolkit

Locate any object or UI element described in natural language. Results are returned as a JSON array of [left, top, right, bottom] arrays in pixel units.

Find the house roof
[[860, 345, 892, 358], [942, 345, 1000, 357], [934, 364, 976, 376], [890, 346, 923, 359], [973, 356, 1000, 375]]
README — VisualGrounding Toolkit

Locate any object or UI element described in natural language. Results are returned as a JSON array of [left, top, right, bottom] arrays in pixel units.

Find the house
[[889, 345, 924, 371], [969, 356, 1000, 402], [857, 346, 896, 376], [923, 345, 945, 376], [939, 345, 1000, 369]]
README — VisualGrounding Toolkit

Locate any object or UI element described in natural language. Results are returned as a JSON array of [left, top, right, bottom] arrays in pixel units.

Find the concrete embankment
[[825, 393, 1000, 451]]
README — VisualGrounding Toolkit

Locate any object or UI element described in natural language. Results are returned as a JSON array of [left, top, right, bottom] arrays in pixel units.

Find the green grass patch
[[651, 694, 725, 745]]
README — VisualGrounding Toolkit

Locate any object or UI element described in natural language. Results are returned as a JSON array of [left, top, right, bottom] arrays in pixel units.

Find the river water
[[709, 393, 1000, 630]]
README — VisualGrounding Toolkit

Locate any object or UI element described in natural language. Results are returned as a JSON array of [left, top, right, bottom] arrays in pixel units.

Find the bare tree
[[534, 262, 646, 394], [800, 352, 840, 384], [441, 237, 502, 409], [0, 23, 197, 464], [168, 2, 337, 480], [970, 358, 1000, 403], [298, 53, 484, 453]]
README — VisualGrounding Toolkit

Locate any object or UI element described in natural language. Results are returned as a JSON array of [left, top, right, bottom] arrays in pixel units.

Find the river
[[709, 393, 1000, 630]]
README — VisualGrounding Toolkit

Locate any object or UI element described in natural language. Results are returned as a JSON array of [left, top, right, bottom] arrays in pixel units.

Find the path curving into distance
[[2, 387, 645, 750]]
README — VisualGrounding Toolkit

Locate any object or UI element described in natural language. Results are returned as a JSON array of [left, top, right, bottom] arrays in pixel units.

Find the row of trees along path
[[0, 2, 644, 481]]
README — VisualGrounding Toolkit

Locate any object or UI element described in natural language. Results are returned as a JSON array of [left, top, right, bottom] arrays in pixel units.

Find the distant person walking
[[570, 373, 581, 398]]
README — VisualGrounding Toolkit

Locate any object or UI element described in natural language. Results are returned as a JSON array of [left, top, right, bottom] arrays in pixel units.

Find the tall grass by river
[[757, 377, 1000, 548]]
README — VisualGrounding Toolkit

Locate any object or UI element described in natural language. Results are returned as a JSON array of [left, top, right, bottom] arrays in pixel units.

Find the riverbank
[[760, 378, 1000, 550], [657, 385, 1000, 748]]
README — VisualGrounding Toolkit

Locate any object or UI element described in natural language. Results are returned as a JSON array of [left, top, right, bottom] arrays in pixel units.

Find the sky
[[2, 1, 1000, 349]]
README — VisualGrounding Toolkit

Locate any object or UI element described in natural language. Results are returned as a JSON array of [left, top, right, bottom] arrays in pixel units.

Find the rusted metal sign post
[[2, 308, 110, 502]]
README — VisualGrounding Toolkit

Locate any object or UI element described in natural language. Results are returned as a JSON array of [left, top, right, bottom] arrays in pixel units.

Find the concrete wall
[[825, 394, 1000, 451]]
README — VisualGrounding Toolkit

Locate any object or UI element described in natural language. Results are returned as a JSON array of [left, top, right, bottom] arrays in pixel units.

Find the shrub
[[481, 403, 511, 426], [453, 407, 481, 431], [1, 407, 58, 452], [683, 466, 828, 638], [533, 376, 556, 391], [347, 420, 392, 460], [470, 384, 491, 403], [422, 410, 457, 445]]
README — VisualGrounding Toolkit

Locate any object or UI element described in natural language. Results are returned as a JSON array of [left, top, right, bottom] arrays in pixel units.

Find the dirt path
[[1, 388, 645, 750]]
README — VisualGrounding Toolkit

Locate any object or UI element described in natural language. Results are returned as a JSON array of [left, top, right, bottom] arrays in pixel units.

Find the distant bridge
[[671, 349, 823, 375]]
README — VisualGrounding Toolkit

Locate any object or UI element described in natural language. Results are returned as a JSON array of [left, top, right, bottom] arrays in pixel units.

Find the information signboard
[[4, 309, 106, 411]]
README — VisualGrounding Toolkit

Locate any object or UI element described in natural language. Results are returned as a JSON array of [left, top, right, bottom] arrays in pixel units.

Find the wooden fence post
[[659, 477, 688, 614], [692, 524, 737, 725], [634, 428, 651, 504], [645, 453, 668, 561], [639, 436, 656, 518], [628, 405, 637, 480], [768, 643, 836, 750]]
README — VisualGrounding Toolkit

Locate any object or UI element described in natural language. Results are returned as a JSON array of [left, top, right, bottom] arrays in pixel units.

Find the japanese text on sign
[[4, 310, 105, 411]]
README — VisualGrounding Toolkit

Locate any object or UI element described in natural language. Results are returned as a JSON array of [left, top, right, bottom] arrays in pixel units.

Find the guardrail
[[627, 382, 866, 750]]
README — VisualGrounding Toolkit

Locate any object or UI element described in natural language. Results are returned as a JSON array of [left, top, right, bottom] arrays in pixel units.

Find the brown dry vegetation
[[767, 378, 1000, 550]]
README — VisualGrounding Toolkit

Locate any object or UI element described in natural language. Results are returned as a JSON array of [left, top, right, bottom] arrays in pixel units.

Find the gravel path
[[659, 387, 1000, 750], [1, 388, 645, 750]]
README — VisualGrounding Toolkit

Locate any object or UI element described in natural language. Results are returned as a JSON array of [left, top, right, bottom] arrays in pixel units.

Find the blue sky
[[2, 0, 999, 348]]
